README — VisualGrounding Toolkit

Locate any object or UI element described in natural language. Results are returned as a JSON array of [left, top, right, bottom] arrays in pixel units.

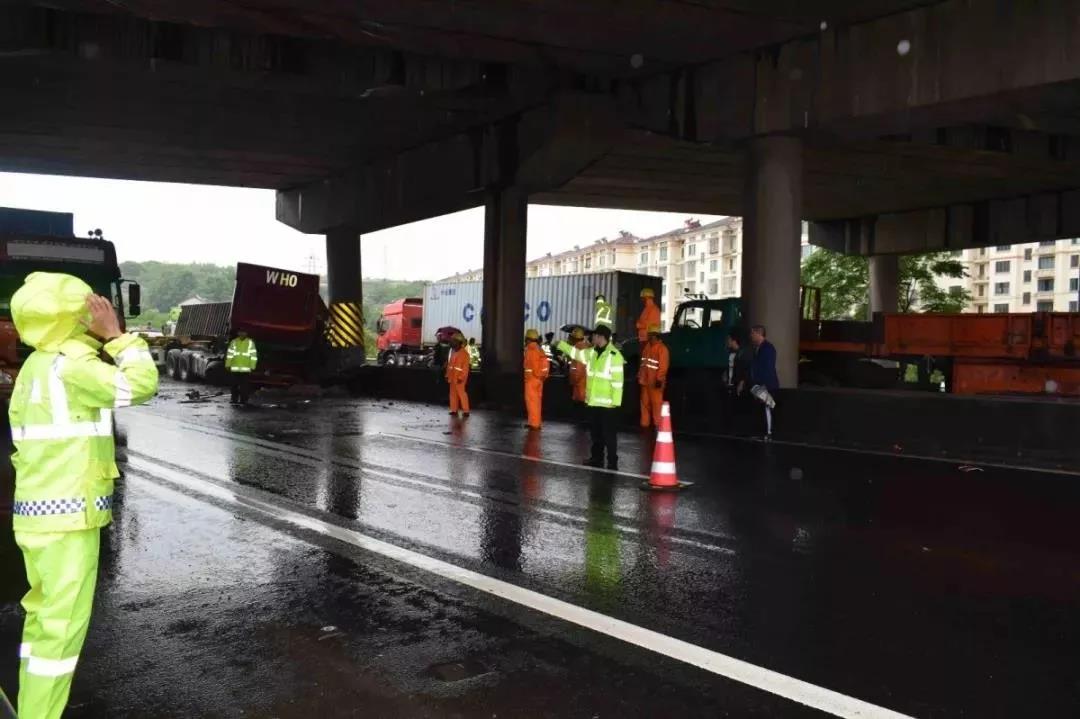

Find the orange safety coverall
[[523, 342, 550, 428], [638, 339, 670, 428], [636, 298, 661, 343], [445, 347, 471, 413], [567, 339, 590, 403]]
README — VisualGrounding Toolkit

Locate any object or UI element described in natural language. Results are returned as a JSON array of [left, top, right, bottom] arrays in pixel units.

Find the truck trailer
[[376, 271, 661, 366], [166, 262, 329, 387]]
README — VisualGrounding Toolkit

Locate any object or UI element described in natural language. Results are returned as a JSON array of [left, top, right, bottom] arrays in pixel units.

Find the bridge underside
[[5, 0, 1080, 382]]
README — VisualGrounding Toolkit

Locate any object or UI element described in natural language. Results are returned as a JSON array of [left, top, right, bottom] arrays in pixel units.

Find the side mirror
[[127, 283, 141, 317]]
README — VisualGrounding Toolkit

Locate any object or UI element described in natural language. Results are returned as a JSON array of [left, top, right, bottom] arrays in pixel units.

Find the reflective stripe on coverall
[[523, 342, 549, 428], [637, 339, 670, 428], [9, 272, 159, 719], [445, 348, 471, 413]]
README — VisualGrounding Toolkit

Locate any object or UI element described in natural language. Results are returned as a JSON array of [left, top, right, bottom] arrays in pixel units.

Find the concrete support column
[[742, 136, 803, 389], [481, 187, 528, 376], [868, 254, 900, 316], [325, 227, 366, 363], [325, 226, 363, 304]]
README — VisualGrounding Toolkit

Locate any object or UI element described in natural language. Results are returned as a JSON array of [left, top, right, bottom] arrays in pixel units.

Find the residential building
[[525, 230, 640, 278], [945, 239, 1080, 313]]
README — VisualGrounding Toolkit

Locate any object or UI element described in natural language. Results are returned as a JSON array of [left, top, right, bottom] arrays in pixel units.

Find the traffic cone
[[642, 402, 690, 491]]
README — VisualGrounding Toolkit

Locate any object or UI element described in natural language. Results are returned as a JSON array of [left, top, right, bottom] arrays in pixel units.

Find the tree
[[800, 248, 972, 318], [152, 269, 198, 311], [898, 254, 971, 313], [800, 249, 870, 319]]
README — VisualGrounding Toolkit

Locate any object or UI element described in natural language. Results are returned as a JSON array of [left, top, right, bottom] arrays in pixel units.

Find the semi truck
[[376, 271, 661, 366], [166, 262, 330, 387], [625, 289, 1080, 396], [0, 207, 141, 515]]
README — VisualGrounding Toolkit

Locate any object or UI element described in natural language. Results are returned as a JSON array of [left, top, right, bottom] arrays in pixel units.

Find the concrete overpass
[[5, 0, 1080, 386]]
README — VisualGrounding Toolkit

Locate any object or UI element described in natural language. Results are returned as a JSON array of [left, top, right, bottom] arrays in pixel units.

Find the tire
[[166, 349, 182, 381], [178, 353, 193, 382], [386, 352, 399, 367]]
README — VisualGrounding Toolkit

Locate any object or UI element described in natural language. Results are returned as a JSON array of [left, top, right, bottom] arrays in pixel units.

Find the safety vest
[[467, 344, 481, 369], [226, 337, 258, 373], [594, 300, 613, 328], [557, 341, 625, 408], [10, 334, 158, 533]]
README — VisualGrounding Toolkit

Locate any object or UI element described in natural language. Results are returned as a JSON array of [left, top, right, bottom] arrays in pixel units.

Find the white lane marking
[[377, 431, 651, 480], [128, 430, 735, 557], [128, 456, 915, 719]]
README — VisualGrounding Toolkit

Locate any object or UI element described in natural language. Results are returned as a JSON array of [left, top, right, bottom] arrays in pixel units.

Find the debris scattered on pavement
[[789, 467, 804, 481], [958, 465, 984, 472]]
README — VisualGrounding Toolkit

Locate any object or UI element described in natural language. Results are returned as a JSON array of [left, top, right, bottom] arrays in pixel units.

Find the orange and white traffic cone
[[642, 402, 690, 491]]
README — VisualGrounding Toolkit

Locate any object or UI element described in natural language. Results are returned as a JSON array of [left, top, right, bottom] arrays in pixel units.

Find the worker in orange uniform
[[523, 328, 549, 430], [638, 324, 669, 429], [445, 332, 471, 418], [636, 287, 661, 343], [566, 327, 590, 404]]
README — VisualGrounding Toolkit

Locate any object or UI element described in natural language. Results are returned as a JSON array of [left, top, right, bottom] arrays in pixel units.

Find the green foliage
[[800, 250, 870, 319], [120, 261, 236, 312], [898, 255, 972, 313], [800, 249, 973, 319]]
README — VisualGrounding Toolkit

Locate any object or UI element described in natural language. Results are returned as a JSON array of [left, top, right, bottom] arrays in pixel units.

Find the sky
[[0, 172, 721, 281]]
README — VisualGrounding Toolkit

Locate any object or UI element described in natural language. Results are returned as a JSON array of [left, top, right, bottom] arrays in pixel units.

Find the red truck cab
[[376, 298, 422, 365]]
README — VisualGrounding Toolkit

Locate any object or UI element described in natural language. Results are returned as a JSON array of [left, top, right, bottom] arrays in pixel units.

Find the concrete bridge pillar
[[481, 188, 528, 380], [869, 254, 900, 316], [741, 136, 803, 389], [325, 226, 367, 365]]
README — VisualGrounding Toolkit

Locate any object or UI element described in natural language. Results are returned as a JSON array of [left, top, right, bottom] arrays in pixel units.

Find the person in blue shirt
[[749, 324, 779, 439]]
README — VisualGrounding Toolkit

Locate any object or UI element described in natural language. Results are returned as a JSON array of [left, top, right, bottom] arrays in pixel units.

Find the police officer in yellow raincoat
[[9, 273, 158, 719]]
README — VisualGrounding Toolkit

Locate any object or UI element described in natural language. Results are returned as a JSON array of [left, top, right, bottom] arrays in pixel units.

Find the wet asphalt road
[[2, 379, 1080, 717]]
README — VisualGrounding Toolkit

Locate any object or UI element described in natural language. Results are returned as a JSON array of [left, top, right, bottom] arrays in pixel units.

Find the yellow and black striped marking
[[327, 301, 365, 349]]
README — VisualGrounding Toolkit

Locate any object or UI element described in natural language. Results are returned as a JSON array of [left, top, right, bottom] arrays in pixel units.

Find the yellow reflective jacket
[[8, 272, 159, 533], [226, 337, 258, 373], [557, 340, 625, 408]]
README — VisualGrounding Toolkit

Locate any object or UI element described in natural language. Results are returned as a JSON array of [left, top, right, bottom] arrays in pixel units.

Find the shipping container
[[420, 271, 661, 345], [174, 302, 231, 339]]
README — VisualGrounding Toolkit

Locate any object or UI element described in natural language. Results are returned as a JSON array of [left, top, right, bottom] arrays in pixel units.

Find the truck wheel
[[385, 352, 398, 367], [178, 353, 193, 382], [166, 349, 182, 380]]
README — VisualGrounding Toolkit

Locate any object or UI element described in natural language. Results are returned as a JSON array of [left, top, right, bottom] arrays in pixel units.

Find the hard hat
[[647, 324, 662, 335], [594, 293, 606, 302], [640, 287, 655, 299], [524, 328, 540, 341], [569, 327, 585, 340]]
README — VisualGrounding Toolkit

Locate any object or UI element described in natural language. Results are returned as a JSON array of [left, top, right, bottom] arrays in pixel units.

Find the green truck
[[620, 287, 821, 372]]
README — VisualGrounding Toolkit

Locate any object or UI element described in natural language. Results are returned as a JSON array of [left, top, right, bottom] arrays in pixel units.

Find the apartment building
[[526, 231, 640, 278], [636, 218, 811, 328], [947, 239, 1080, 314]]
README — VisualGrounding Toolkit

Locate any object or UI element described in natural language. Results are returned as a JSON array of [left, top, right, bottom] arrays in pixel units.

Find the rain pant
[[9, 272, 158, 719], [638, 339, 670, 428]]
